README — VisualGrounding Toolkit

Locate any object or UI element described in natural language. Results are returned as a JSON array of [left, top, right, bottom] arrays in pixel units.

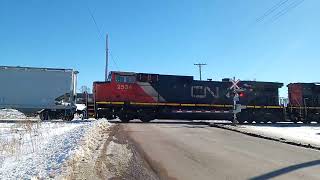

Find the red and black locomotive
[[91, 71, 291, 123]]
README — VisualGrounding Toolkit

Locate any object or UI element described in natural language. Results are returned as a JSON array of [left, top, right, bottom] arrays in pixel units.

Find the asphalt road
[[120, 120, 320, 180]]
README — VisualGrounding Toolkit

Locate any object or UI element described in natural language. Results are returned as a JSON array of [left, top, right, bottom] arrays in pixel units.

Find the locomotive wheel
[[119, 116, 129, 123], [270, 119, 277, 124], [106, 115, 114, 120], [237, 118, 245, 124], [141, 118, 152, 123], [267, 115, 277, 124], [289, 114, 299, 123], [119, 114, 132, 123], [140, 114, 155, 123], [303, 119, 311, 124], [253, 114, 265, 124], [120, 118, 130, 123], [246, 119, 253, 124], [237, 113, 248, 124], [140, 116, 152, 123], [257, 118, 265, 123]]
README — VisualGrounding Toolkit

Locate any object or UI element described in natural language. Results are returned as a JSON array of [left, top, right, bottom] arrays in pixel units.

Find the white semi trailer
[[0, 66, 78, 120]]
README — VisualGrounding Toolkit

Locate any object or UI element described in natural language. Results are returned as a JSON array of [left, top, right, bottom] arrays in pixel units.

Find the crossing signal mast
[[194, 63, 207, 80], [229, 77, 246, 125]]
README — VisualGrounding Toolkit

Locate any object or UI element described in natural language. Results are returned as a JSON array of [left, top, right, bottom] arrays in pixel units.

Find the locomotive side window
[[138, 74, 159, 82], [115, 74, 136, 83]]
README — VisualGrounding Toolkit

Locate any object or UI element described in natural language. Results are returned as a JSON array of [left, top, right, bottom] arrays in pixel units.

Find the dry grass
[[0, 120, 43, 163]]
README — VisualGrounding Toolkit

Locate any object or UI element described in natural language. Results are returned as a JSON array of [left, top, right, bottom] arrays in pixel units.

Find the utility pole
[[105, 33, 109, 81], [194, 63, 207, 80]]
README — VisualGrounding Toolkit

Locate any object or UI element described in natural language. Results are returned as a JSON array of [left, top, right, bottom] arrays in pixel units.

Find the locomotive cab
[[94, 71, 136, 103], [93, 71, 159, 104]]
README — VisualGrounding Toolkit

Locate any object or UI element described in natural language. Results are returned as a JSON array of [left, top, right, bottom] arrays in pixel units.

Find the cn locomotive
[[90, 71, 303, 123], [287, 83, 320, 123]]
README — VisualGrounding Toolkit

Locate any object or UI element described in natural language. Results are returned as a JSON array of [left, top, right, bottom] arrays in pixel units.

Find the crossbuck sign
[[229, 77, 242, 92]]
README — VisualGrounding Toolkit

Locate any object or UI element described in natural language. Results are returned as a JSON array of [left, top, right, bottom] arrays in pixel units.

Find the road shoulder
[[60, 123, 158, 180]]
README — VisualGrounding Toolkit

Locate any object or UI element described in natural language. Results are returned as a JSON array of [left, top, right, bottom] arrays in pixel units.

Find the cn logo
[[191, 86, 219, 98]]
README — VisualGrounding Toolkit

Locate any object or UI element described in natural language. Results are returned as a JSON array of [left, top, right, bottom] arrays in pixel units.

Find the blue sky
[[0, 0, 318, 96]]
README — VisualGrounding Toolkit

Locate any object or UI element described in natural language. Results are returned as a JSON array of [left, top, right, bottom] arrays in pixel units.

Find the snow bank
[[58, 119, 113, 179], [0, 109, 27, 119], [215, 123, 320, 148], [0, 119, 111, 179], [239, 124, 320, 147], [59, 120, 157, 180]]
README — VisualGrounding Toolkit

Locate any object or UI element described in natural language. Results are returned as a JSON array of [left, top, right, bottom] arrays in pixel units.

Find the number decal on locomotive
[[191, 86, 219, 98], [117, 84, 132, 90]]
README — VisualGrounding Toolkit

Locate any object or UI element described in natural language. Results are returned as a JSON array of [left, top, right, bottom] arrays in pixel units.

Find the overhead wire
[[267, 0, 305, 24], [87, 6, 104, 41], [109, 51, 120, 71], [254, 0, 305, 25], [86, 3, 120, 70], [255, 0, 290, 24], [249, 0, 305, 86]]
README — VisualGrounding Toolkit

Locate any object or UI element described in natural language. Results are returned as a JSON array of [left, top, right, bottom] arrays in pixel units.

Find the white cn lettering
[[191, 86, 219, 98]]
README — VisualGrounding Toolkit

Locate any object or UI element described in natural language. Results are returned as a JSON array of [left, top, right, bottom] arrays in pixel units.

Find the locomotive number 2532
[[117, 84, 132, 90]]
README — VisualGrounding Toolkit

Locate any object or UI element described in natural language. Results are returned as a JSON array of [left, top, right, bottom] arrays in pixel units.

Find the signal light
[[239, 92, 244, 97]]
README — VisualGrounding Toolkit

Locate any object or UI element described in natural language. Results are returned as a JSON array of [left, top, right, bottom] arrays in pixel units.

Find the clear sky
[[0, 0, 318, 96]]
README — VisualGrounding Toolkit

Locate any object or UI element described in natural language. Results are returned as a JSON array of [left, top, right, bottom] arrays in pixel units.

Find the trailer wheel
[[40, 111, 49, 121], [66, 114, 74, 121]]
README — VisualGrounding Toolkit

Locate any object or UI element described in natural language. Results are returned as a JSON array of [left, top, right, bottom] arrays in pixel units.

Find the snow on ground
[[76, 104, 86, 111], [227, 123, 320, 148], [58, 119, 112, 179], [0, 119, 111, 179], [0, 109, 27, 120], [59, 119, 157, 180]]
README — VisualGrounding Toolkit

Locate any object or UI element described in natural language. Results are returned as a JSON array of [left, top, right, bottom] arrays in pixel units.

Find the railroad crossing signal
[[229, 77, 245, 126]]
